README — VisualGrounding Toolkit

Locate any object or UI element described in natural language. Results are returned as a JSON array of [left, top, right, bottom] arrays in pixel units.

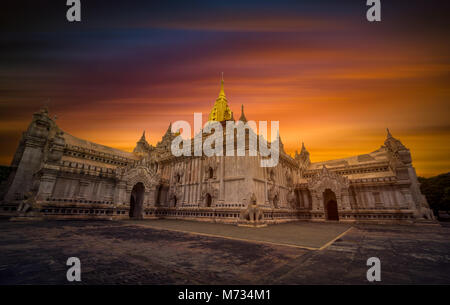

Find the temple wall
[[49, 174, 116, 204], [346, 183, 414, 210]]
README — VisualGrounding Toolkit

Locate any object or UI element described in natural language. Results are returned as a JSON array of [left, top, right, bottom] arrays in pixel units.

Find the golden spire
[[219, 72, 225, 97], [208, 73, 232, 122]]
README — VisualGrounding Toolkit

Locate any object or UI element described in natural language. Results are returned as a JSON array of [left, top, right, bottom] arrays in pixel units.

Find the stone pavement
[[0, 220, 448, 284], [126, 219, 352, 249]]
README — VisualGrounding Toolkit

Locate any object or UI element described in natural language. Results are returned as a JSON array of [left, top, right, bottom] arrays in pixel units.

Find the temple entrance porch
[[323, 188, 339, 221]]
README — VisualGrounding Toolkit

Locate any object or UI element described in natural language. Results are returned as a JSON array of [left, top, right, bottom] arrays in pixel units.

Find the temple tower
[[208, 73, 233, 122]]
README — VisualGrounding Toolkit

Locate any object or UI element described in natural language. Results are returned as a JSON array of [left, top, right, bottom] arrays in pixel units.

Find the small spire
[[218, 72, 226, 97], [277, 130, 283, 146], [139, 130, 146, 142], [239, 104, 247, 122], [40, 105, 49, 116], [164, 122, 176, 137], [300, 141, 310, 157], [386, 128, 392, 138]]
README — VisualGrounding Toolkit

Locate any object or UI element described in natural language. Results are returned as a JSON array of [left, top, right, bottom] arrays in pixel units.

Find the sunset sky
[[1, 0, 449, 177]]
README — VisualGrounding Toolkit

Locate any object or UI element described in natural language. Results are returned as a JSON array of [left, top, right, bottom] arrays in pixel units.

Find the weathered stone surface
[[0, 220, 448, 284]]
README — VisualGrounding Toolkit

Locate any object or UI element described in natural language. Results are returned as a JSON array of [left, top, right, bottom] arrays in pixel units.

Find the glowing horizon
[[1, 1, 449, 177]]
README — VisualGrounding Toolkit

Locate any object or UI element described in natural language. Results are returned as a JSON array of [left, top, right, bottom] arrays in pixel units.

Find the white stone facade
[[0, 106, 435, 224]]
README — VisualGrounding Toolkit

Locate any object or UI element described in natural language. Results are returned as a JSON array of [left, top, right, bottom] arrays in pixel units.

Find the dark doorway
[[155, 185, 162, 206], [206, 193, 212, 207], [323, 189, 339, 221], [173, 196, 177, 207], [326, 200, 339, 220], [129, 182, 145, 219]]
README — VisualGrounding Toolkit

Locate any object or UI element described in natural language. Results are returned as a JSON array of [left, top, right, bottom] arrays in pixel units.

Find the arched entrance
[[205, 193, 212, 207], [323, 189, 339, 221], [129, 182, 145, 219]]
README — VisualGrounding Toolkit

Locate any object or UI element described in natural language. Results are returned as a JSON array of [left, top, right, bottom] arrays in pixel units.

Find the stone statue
[[239, 193, 265, 226], [16, 191, 42, 218]]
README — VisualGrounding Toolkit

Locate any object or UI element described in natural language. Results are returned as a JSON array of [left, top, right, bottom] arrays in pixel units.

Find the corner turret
[[384, 128, 411, 165], [295, 141, 310, 170], [133, 130, 152, 156], [239, 105, 247, 123]]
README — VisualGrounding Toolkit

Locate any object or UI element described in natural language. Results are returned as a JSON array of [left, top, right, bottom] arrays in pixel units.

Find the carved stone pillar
[[219, 156, 225, 203], [401, 187, 414, 210], [311, 192, 322, 211], [264, 167, 269, 205], [340, 188, 352, 210], [36, 171, 57, 201], [302, 191, 309, 209], [77, 180, 90, 200], [197, 158, 203, 205], [147, 187, 156, 206], [144, 191, 150, 206]]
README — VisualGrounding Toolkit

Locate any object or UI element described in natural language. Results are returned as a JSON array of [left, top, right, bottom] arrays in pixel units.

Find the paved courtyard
[[0, 219, 449, 284], [126, 219, 352, 249]]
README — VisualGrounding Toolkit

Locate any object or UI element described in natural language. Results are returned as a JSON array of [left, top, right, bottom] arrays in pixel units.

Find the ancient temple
[[0, 78, 435, 224]]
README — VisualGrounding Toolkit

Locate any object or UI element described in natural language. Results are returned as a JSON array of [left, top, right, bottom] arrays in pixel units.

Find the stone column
[[263, 161, 269, 205], [401, 187, 415, 210], [182, 161, 187, 205], [186, 160, 192, 204], [144, 191, 150, 206], [219, 156, 225, 203], [148, 186, 156, 206], [359, 186, 367, 208], [311, 191, 321, 211], [36, 171, 57, 202], [340, 188, 351, 210], [114, 181, 127, 206], [302, 191, 309, 209], [390, 185, 398, 208], [197, 157, 203, 205]]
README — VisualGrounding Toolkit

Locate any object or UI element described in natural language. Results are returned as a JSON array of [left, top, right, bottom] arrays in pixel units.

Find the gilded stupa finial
[[208, 73, 232, 122], [219, 72, 225, 97]]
